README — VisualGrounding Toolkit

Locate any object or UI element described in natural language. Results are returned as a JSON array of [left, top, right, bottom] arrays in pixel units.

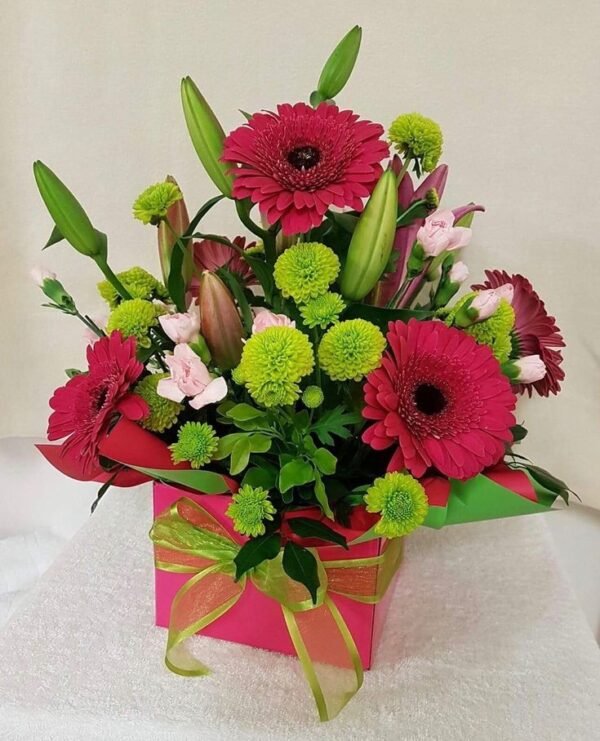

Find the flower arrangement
[[33, 26, 572, 721]]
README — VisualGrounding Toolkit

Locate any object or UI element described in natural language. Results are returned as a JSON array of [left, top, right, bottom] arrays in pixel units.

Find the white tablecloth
[[0, 488, 598, 740]]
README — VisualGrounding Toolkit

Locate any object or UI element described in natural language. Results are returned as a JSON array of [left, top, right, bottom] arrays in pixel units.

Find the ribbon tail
[[282, 596, 363, 722], [165, 563, 245, 677]]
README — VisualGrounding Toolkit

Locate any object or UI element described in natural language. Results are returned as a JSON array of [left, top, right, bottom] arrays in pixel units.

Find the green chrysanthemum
[[170, 422, 219, 469], [302, 385, 324, 409], [98, 266, 167, 309], [318, 319, 385, 381], [106, 298, 163, 348], [235, 326, 314, 407], [389, 113, 443, 173], [446, 293, 516, 363], [365, 472, 429, 538], [300, 292, 346, 329], [226, 485, 276, 537], [273, 242, 340, 303], [134, 373, 182, 432], [133, 181, 183, 225]]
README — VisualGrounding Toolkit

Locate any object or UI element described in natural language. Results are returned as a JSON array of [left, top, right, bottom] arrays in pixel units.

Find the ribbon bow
[[150, 497, 403, 721]]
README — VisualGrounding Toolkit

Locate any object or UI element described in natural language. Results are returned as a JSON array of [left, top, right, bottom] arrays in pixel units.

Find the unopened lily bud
[[157, 176, 193, 285], [503, 355, 547, 384], [454, 288, 501, 327], [340, 169, 398, 300], [316, 26, 362, 100], [33, 161, 106, 260], [196, 271, 244, 369], [181, 77, 233, 198]]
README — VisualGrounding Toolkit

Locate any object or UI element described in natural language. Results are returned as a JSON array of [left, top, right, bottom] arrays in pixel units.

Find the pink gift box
[[153, 482, 401, 669]]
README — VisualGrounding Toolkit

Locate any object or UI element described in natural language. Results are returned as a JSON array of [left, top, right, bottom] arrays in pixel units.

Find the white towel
[[0, 531, 65, 626]]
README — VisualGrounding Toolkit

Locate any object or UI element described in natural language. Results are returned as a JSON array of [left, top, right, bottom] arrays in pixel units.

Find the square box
[[153, 482, 401, 669]]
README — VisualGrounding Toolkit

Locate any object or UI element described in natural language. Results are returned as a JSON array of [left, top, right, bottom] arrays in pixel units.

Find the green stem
[[396, 156, 413, 188], [74, 310, 105, 338], [312, 328, 322, 386], [94, 256, 132, 300], [234, 200, 277, 266]]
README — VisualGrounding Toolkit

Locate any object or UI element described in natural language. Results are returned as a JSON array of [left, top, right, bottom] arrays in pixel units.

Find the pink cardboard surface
[[153, 482, 401, 669]]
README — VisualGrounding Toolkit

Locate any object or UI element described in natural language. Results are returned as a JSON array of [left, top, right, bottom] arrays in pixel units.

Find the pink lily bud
[[251, 308, 295, 335], [157, 175, 192, 285], [514, 355, 547, 384], [196, 271, 245, 369]]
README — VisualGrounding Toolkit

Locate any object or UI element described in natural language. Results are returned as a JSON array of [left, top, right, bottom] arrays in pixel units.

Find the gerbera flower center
[[414, 383, 447, 416], [287, 145, 321, 171]]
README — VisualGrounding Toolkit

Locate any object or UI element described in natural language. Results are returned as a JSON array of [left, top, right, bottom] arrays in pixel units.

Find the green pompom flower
[[300, 292, 346, 329], [98, 266, 167, 308], [170, 422, 219, 469], [318, 319, 385, 381], [446, 293, 516, 363], [274, 242, 340, 303], [133, 181, 183, 225], [106, 298, 163, 348], [226, 485, 276, 537], [302, 385, 324, 409], [134, 373, 182, 432], [365, 472, 429, 538], [389, 113, 443, 174], [235, 326, 314, 407]]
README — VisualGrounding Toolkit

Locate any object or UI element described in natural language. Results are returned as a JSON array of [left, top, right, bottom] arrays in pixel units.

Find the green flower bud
[[339, 169, 398, 301], [181, 77, 233, 198], [316, 26, 362, 100], [33, 161, 106, 259]]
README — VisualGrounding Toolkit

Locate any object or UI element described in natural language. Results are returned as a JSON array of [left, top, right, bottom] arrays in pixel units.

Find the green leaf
[[167, 241, 186, 312], [313, 471, 334, 519], [279, 458, 315, 493], [248, 434, 272, 453], [312, 448, 337, 475], [288, 517, 348, 549], [43, 224, 64, 250], [217, 267, 254, 334], [282, 542, 320, 604], [311, 406, 363, 446], [230, 437, 252, 476], [65, 368, 82, 378], [242, 254, 275, 302], [511, 424, 528, 443], [525, 464, 573, 503], [343, 302, 432, 330], [213, 433, 246, 460], [127, 466, 229, 494], [242, 465, 278, 490], [396, 199, 429, 227], [233, 532, 281, 581], [225, 403, 265, 422]]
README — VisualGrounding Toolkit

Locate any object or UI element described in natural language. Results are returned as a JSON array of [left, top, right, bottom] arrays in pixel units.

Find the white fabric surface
[[0, 490, 598, 740], [0, 530, 66, 628]]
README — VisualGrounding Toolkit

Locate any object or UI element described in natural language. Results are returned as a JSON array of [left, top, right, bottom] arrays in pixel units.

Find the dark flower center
[[414, 383, 447, 415], [92, 385, 109, 413], [287, 146, 321, 171]]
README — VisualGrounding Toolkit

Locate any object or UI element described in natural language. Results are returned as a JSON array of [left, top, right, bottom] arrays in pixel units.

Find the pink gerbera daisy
[[193, 236, 257, 285], [47, 331, 148, 477], [222, 102, 390, 235], [472, 270, 565, 396], [362, 319, 517, 480]]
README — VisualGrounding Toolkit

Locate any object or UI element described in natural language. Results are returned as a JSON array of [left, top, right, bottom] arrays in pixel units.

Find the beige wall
[[1, 0, 599, 506]]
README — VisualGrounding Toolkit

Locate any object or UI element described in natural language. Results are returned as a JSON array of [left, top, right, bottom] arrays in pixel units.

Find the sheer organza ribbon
[[150, 497, 403, 721]]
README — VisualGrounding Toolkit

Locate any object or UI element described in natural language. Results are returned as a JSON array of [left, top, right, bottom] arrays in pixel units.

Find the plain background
[[1, 0, 599, 510]]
